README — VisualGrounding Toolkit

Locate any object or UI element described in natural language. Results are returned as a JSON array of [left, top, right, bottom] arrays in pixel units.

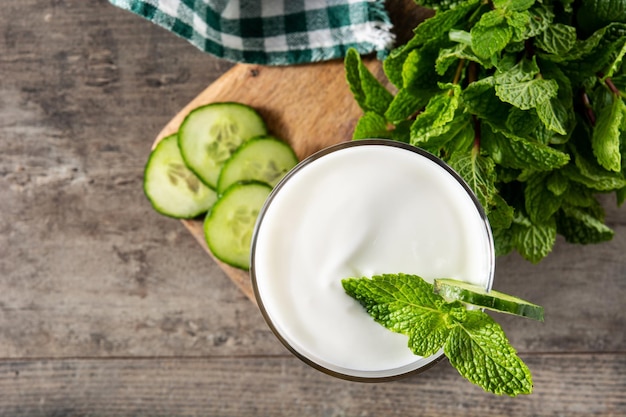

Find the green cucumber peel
[[433, 278, 544, 321]]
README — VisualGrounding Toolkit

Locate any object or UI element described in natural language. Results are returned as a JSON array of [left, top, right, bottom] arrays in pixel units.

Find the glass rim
[[250, 139, 496, 382]]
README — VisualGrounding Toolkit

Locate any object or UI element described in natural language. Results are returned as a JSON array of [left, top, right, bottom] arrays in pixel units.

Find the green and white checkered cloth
[[109, 0, 394, 65]]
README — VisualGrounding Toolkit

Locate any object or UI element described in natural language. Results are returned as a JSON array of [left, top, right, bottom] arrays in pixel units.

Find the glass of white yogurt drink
[[250, 139, 495, 381]]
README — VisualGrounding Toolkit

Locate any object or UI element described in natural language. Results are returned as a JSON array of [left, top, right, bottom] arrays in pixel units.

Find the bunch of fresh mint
[[345, 0, 626, 263], [342, 273, 534, 396]]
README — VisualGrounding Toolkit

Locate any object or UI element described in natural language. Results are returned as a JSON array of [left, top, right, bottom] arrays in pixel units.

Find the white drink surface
[[252, 141, 494, 380]]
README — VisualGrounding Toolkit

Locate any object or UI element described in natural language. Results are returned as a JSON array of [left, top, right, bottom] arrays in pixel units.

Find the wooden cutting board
[[153, 2, 431, 303]]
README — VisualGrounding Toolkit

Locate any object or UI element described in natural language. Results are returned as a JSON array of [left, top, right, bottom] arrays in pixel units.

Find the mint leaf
[[448, 149, 497, 211], [532, 60, 575, 139], [345, 48, 393, 115], [616, 186, 626, 206], [560, 23, 626, 82], [407, 317, 450, 358], [605, 40, 626, 78], [492, 0, 534, 12], [463, 77, 511, 130], [402, 45, 442, 93], [577, 0, 626, 34], [435, 44, 465, 76], [554, 23, 613, 62], [353, 114, 410, 143], [445, 310, 533, 396], [563, 163, 626, 191], [494, 59, 558, 110], [406, 0, 480, 50], [536, 98, 569, 135], [492, 224, 515, 256], [488, 194, 515, 230], [536, 23, 577, 55], [523, 4, 554, 38], [385, 88, 430, 123], [341, 274, 449, 357], [436, 43, 493, 75], [417, 0, 475, 11], [592, 93, 623, 172], [546, 170, 569, 196], [353, 112, 391, 140], [408, 112, 474, 156], [400, 48, 423, 89], [440, 113, 476, 154], [565, 146, 626, 191], [507, 107, 562, 144], [471, 10, 512, 59], [482, 123, 570, 171], [391, 121, 413, 144], [557, 205, 614, 244], [382, 46, 443, 120], [511, 212, 557, 263], [383, 44, 409, 88], [507, 11, 531, 42], [505, 107, 542, 138], [413, 112, 473, 154], [541, 59, 574, 105], [449, 29, 472, 45], [524, 172, 563, 223], [562, 182, 599, 208], [410, 86, 461, 146]]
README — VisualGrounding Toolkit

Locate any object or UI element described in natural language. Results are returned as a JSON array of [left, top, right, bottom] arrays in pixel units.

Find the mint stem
[[598, 71, 621, 96], [468, 62, 481, 150], [468, 61, 477, 84], [605, 77, 621, 97], [453, 59, 466, 86], [473, 115, 481, 151], [581, 90, 596, 127]]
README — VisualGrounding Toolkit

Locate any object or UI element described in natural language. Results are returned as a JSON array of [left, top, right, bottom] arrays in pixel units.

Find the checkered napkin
[[108, 0, 394, 65]]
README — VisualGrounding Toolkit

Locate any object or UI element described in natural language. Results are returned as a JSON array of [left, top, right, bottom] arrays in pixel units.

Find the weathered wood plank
[[1, 0, 625, 416], [1, 355, 624, 416], [0, 0, 280, 359], [1, 0, 625, 361]]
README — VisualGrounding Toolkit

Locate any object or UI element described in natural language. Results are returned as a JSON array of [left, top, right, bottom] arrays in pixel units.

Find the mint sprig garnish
[[344, 0, 626, 263], [444, 310, 533, 395], [342, 273, 534, 396]]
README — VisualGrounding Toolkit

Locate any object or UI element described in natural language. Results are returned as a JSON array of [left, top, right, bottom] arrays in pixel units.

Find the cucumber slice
[[143, 134, 217, 218], [433, 278, 544, 321], [178, 102, 267, 189], [217, 136, 298, 194], [204, 181, 272, 270]]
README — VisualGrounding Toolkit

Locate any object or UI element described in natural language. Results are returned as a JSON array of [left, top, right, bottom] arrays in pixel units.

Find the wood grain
[[1, 0, 625, 416], [1, 355, 624, 416]]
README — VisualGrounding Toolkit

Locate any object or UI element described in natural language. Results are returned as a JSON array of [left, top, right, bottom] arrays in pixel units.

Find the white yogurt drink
[[251, 140, 495, 381]]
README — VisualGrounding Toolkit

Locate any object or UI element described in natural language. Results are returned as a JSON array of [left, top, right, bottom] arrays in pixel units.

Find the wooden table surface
[[1, 1, 625, 416]]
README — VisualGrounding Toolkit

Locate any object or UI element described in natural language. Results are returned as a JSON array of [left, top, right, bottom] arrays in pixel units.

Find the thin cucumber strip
[[178, 102, 267, 189], [433, 278, 544, 321], [143, 134, 217, 219], [204, 181, 272, 270], [217, 136, 298, 194]]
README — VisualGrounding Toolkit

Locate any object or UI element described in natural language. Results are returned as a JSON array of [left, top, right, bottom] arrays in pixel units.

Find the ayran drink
[[251, 140, 495, 381]]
